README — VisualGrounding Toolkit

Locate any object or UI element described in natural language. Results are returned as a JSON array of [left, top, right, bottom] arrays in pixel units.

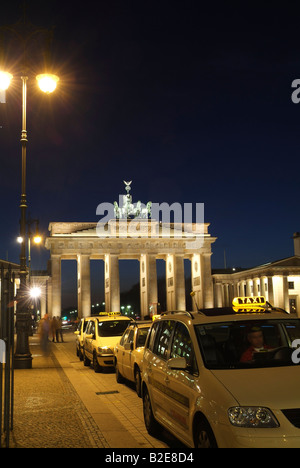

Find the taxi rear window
[[195, 319, 300, 369], [136, 327, 150, 347]]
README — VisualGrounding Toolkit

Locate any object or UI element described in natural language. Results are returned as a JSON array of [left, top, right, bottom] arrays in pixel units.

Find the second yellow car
[[82, 313, 132, 372], [114, 321, 151, 396]]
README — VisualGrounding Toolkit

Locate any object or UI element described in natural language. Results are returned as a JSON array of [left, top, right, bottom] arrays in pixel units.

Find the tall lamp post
[[0, 24, 59, 369], [17, 218, 42, 283]]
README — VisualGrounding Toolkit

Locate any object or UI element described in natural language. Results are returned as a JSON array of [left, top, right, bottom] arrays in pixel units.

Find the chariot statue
[[114, 181, 152, 219]]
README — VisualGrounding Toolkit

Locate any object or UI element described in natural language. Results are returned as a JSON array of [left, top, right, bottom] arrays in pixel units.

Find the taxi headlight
[[97, 347, 113, 355], [228, 407, 279, 428]]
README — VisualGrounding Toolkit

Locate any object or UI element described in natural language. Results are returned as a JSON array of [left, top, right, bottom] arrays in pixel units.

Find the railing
[[0, 265, 15, 448]]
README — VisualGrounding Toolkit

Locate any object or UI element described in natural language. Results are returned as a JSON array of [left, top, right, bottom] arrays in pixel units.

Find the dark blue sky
[[1, 0, 300, 306]]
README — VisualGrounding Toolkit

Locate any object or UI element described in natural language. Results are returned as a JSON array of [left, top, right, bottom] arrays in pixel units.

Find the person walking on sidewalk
[[51, 316, 58, 342], [38, 314, 50, 355], [56, 317, 64, 343]]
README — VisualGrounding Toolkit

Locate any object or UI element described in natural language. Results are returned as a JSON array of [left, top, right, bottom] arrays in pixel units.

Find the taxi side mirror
[[167, 357, 187, 370], [74, 331, 80, 335], [85, 333, 94, 339]]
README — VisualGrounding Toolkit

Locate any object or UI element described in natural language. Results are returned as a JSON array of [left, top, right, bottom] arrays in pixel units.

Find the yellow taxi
[[82, 312, 132, 372], [74, 317, 90, 361], [114, 321, 151, 396], [141, 297, 300, 448]]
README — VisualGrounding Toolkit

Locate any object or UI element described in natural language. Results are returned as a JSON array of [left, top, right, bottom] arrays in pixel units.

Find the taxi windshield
[[98, 320, 130, 337], [195, 319, 300, 369]]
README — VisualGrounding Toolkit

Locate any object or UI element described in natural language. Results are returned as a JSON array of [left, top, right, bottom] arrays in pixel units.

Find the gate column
[[140, 254, 158, 318], [191, 253, 202, 310], [201, 253, 214, 308], [105, 254, 120, 312], [51, 255, 61, 317], [77, 254, 91, 318], [166, 254, 186, 311]]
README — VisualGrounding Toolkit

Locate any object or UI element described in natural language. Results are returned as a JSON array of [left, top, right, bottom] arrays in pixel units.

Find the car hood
[[98, 336, 122, 349], [211, 366, 300, 409]]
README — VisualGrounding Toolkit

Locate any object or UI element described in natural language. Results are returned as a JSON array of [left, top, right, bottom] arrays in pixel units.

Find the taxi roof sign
[[98, 311, 122, 316], [152, 314, 161, 321], [232, 296, 267, 308]]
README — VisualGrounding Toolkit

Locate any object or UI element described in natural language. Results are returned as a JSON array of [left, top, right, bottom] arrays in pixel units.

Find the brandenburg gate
[[45, 183, 216, 318]]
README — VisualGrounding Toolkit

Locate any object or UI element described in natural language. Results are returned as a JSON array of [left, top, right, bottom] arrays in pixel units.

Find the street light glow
[[30, 286, 41, 299], [36, 74, 59, 93], [33, 235, 42, 244], [0, 71, 13, 90]]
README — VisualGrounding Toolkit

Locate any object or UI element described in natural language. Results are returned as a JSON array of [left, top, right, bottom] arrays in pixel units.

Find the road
[[55, 328, 185, 449]]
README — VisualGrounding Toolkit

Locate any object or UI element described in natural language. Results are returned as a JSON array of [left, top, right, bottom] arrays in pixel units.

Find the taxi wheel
[[78, 347, 83, 361], [143, 387, 160, 436], [115, 362, 124, 383], [83, 352, 91, 367], [194, 417, 218, 449], [93, 353, 102, 373], [134, 368, 142, 397]]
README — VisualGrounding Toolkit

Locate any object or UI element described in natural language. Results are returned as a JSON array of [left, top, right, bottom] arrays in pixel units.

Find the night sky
[[1, 1, 300, 307]]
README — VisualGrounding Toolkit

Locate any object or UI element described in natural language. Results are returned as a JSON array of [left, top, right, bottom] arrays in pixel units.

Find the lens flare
[[36, 74, 59, 93], [0, 71, 13, 91]]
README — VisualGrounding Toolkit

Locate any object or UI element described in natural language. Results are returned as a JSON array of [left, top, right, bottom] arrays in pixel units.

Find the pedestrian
[[51, 316, 58, 342], [38, 313, 50, 355], [56, 317, 64, 343]]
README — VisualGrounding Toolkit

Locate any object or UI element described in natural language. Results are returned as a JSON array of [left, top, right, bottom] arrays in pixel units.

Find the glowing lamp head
[[30, 286, 41, 299], [36, 74, 59, 94], [33, 235, 42, 244], [0, 71, 13, 91]]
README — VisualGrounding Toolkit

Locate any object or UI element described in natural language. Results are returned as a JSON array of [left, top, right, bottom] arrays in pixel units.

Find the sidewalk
[[8, 333, 168, 449], [10, 334, 109, 448]]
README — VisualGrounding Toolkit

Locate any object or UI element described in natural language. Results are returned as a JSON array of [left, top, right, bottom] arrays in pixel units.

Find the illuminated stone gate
[[45, 185, 216, 318]]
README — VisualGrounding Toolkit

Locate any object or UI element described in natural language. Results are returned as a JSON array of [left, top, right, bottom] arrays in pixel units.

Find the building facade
[[212, 233, 300, 317]]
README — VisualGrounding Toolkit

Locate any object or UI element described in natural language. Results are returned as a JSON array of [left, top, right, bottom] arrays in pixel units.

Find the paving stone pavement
[[10, 339, 110, 448], [2, 331, 180, 449], [3, 333, 170, 449]]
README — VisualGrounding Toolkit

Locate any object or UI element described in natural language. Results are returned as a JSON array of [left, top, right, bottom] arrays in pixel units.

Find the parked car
[[74, 317, 90, 360], [142, 296, 300, 448], [114, 321, 151, 396], [82, 313, 132, 372]]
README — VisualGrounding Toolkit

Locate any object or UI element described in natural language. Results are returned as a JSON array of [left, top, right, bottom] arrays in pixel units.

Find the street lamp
[[0, 70, 59, 369], [0, 71, 13, 90], [17, 218, 43, 284], [29, 286, 42, 300], [36, 73, 59, 93]]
